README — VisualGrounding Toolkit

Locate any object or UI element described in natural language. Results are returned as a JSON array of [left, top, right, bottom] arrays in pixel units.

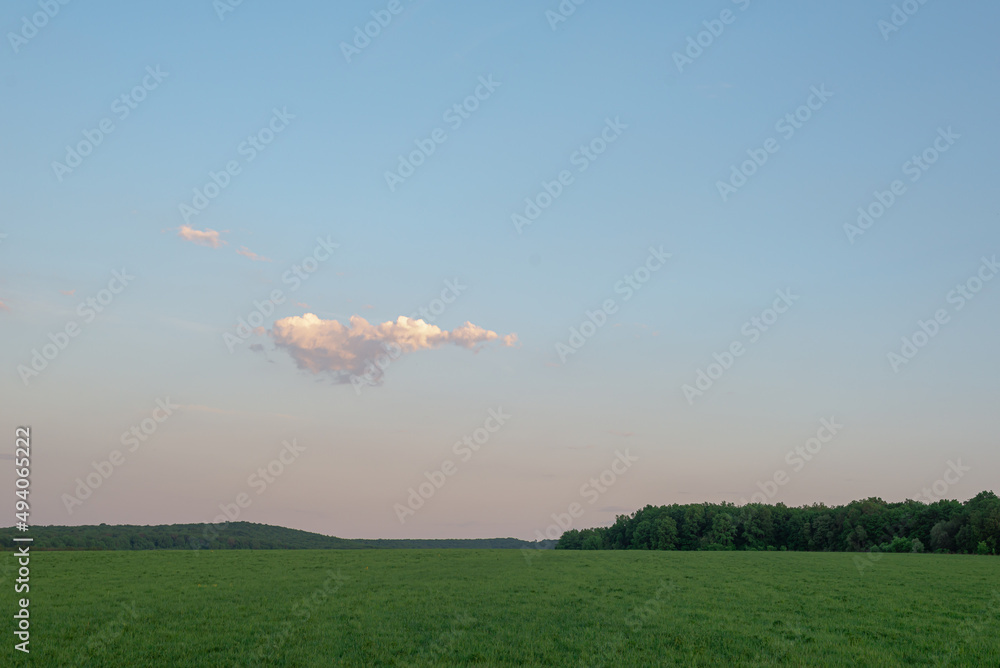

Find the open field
[[4, 550, 998, 666]]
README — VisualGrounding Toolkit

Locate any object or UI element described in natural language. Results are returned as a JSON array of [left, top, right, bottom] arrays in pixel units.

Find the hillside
[[0, 522, 554, 551]]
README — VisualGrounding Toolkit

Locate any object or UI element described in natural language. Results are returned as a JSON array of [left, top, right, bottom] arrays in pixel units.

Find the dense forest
[[556, 491, 1000, 554], [7, 492, 998, 554], [0, 522, 552, 551]]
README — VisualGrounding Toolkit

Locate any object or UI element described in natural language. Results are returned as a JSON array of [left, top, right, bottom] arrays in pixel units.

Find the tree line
[[0, 522, 551, 551], [556, 491, 1000, 554]]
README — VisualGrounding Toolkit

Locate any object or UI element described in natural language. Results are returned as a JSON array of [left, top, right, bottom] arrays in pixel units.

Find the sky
[[1, 0, 998, 540]]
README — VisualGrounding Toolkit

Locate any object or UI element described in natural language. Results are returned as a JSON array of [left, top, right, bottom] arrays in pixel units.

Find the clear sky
[[2, 1, 998, 540]]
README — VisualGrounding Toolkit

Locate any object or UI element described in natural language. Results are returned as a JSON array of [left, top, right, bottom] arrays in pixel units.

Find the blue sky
[[2, 0, 998, 539]]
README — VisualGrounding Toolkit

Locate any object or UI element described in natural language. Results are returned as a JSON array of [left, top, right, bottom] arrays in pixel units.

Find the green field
[[4, 550, 998, 666]]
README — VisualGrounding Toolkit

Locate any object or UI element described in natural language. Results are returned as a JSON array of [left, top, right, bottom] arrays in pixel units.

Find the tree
[[581, 531, 603, 550], [930, 520, 957, 552], [556, 530, 581, 550], [849, 525, 868, 552], [633, 519, 654, 550], [653, 516, 678, 550], [681, 505, 705, 550], [708, 513, 736, 550], [811, 514, 837, 551], [739, 506, 766, 551], [888, 536, 912, 553]]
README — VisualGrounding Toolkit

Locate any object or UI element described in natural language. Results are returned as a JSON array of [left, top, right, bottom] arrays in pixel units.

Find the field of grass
[[4, 550, 998, 666]]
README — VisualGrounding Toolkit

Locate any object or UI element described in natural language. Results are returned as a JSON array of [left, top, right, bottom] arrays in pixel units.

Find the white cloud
[[177, 225, 227, 248], [236, 246, 272, 262], [270, 313, 516, 382]]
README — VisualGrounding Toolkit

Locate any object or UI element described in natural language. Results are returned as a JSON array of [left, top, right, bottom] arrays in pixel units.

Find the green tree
[[653, 516, 678, 550], [681, 505, 705, 550], [708, 513, 736, 550], [739, 506, 766, 551], [633, 519, 654, 550]]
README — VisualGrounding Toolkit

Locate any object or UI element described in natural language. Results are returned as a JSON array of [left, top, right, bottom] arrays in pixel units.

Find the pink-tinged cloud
[[60, 289, 76, 296], [236, 246, 272, 262], [177, 225, 227, 249], [0, 300, 9, 312], [270, 313, 516, 383]]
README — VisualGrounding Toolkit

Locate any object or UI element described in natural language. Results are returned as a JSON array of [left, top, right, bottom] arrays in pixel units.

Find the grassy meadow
[[4, 550, 998, 666]]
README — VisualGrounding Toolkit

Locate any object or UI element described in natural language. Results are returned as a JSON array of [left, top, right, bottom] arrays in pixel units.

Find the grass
[[3, 550, 998, 666]]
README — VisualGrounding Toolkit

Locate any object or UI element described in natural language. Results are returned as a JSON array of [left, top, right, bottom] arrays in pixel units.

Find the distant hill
[[0, 522, 555, 551]]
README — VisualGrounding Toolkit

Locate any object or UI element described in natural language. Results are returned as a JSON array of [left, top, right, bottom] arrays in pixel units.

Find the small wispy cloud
[[60, 289, 76, 296], [270, 314, 517, 384], [0, 300, 9, 312], [236, 246, 272, 262], [177, 224, 227, 249]]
